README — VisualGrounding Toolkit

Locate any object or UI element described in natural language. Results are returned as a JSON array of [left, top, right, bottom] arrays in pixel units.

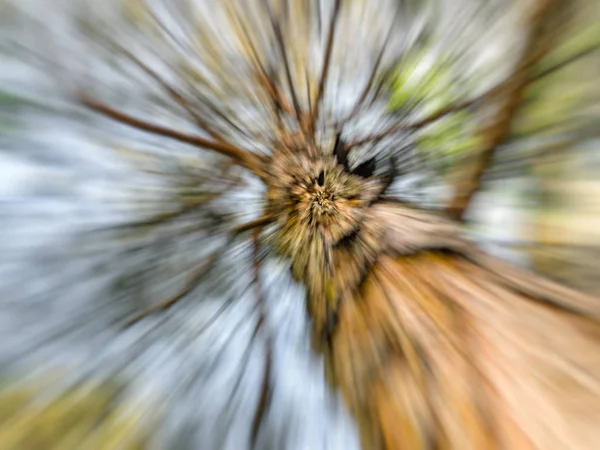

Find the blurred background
[[0, 0, 599, 448]]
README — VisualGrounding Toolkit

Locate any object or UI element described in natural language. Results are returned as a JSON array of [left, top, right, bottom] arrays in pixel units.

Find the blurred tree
[[0, 0, 599, 449]]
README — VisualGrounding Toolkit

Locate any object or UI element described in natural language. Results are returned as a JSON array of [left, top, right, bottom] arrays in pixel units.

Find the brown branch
[[107, 195, 222, 233], [250, 343, 272, 448], [105, 169, 243, 234], [144, 10, 261, 146], [82, 5, 232, 145], [305, 68, 314, 126], [79, 94, 263, 173], [445, 0, 561, 220], [346, 47, 532, 150], [233, 215, 275, 235]]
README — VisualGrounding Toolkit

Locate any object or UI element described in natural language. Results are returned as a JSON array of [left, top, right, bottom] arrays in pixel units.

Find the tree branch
[[122, 244, 223, 327], [445, 0, 561, 220], [262, 0, 304, 130], [347, 3, 581, 155], [123, 215, 273, 326], [310, 0, 342, 136], [79, 94, 263, 173], [337, 3, 401, 133], [346, 94, 485, 150], [233, 215, 275, 235], [249, 229, 273, 449], [110, 41, 227, 144], [534, 39, 600, 80]]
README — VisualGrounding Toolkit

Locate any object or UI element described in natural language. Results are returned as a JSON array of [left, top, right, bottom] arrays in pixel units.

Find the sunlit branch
[[476, 238, 600, 250], [465, 248, 600, 318], [79, 93, 263, 173]]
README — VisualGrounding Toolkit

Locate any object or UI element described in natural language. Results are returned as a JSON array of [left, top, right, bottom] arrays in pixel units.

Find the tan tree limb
[[79, 93, 263, 174], [445, 0, 562, 220]]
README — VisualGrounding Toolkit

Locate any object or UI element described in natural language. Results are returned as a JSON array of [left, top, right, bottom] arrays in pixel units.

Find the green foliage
[[0, 380, 152, 450], [515, 24, 600, 139], [0, 89, 28, 133], [386, 48, 478, 173]]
